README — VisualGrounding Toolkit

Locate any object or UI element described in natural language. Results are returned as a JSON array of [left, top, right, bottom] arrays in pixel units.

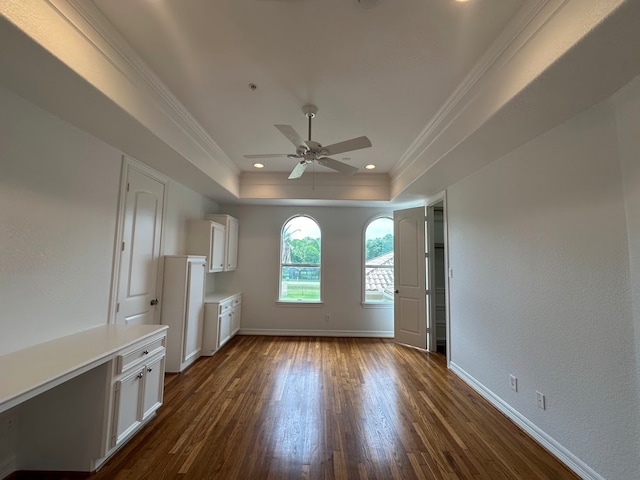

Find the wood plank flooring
[[22, 336, 580, 479]]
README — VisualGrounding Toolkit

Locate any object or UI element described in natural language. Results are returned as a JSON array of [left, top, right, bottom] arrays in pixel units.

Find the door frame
[[108, 155, 169, 324], [426, 191, 451, 363]]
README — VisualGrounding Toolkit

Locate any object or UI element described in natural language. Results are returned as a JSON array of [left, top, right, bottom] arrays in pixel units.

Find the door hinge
[[426, 290, 430, 295], [121, 241, 125, 251], [127, 182, 130, 192], [116, 303, 120, 313]]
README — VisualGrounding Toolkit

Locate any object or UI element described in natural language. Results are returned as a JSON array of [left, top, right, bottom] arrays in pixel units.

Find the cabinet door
[[210, 223, 226, 273], [112, 368, 144, 447], [225, 217, 239, 271], [202, 304, 220, 355], [183, 260, 205, 363], [231, 305, 241, 335], [218, 312, 232, 348], [142, 355, 165, 421]]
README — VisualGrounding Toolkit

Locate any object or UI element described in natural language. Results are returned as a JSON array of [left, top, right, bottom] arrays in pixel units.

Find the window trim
[[278, 214, 323, 304], [362, 214, 394, 307]]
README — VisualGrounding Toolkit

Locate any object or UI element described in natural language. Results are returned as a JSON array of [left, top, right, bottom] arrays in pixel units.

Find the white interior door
[[393, 206, 428, 349], [115, 163, 166, 325]]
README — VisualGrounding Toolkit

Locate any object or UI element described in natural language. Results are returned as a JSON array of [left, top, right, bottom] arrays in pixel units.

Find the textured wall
[[0, 85, 217, 355], [447, 95, 640, 479], [614, 73, 640, 461], [0, 86, 121, 355]]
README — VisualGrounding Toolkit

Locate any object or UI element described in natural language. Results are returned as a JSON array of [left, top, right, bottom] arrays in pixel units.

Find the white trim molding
[[0, 454, 16, 479], [46, 0, 239, 176], [449, 362, 605, 480], [390, 0, 568, 182], [239, 329, 394, 338]]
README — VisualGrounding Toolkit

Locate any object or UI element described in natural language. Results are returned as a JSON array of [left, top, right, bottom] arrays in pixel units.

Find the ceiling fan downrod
[[302, 104, 318, 143]]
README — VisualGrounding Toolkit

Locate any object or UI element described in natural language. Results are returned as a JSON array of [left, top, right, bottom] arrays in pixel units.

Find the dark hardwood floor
[[16, 336, 579, 479]]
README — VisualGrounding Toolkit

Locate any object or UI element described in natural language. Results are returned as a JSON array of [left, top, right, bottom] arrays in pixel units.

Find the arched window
[[279, 215, 322, 302], [363, 216, 394, 304]]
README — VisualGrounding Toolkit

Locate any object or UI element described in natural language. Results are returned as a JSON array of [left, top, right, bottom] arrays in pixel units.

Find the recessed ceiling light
[[253, 163, 264, 169], [365, 164, 376, 170]]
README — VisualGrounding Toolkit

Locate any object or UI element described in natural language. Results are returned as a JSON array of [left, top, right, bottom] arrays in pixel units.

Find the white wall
[[0, 85, 218, 356], [614, 74, 640, 420], [215, 205, 394, 336], [164, 180, 219, 256], [446, 84, 640, 479]]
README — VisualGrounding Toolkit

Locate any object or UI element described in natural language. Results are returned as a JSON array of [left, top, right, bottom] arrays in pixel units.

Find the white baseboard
[[0, 454, 16, 480], [238, 328, 393, 338], [449, 362, 604, 480]]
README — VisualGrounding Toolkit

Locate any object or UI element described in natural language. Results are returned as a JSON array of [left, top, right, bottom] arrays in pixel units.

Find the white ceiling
[[2, 0, 639, 207], [90, 0, 524, 176]]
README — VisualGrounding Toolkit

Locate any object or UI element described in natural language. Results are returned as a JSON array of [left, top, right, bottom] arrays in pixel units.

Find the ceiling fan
[[244, 104, 372, 179]]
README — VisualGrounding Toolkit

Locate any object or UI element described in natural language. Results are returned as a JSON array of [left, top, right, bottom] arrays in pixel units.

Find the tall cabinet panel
[[160, 255, 206, 372]]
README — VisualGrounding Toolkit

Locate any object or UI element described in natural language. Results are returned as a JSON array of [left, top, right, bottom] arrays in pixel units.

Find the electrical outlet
[[324, 314, 331, 322], [536, 391, 546, 410], [509, 375, 518, 392]]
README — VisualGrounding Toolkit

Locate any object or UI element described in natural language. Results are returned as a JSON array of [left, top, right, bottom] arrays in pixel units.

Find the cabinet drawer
[[117, 337, 165, 373], [218, 300, 232, 316], [233, 295, 241, 307]]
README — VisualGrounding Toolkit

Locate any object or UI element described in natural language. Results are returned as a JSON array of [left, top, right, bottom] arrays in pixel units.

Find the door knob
[[150, 298, 159, 306], [395, 290, 399, 294]]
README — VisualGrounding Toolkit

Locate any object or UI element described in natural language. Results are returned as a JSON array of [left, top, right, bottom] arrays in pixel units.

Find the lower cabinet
[[202, 293, 241, 355], [106, 333, 166, 454]]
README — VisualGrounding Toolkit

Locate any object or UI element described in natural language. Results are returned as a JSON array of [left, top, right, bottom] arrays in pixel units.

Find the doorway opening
[[428, 201, 447, 356]]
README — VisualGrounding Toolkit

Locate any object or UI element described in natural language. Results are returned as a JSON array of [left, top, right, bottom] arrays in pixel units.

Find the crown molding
[[45, 0, 239, 176], [390, 0, 568, 181]]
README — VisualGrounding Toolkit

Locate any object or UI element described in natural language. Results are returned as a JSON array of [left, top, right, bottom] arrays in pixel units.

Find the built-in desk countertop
[[0, 324, 169, 414]]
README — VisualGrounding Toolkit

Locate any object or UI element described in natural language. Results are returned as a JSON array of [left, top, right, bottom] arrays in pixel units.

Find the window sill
[[276, 301, 324, 307], [361, 302, 393, 309]]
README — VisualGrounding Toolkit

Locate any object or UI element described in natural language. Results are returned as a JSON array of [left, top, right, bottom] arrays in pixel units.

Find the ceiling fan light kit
[[244, 104, 372, 180]]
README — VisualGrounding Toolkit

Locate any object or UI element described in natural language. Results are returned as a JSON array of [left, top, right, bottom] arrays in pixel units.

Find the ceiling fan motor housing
[[302, 104, 318, 118]]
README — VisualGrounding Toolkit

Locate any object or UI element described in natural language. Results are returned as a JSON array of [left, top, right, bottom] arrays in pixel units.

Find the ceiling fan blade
[[288, 161, 308, 179], [275, 125, 308, 150], [243, 154, 290, 159], [322, 136, 371, 156], [317, 157, 359, 175]]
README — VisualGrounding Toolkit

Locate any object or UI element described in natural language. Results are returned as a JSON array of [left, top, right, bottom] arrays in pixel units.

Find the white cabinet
[[160, 255, 206, 372], [202, 293, 242, 355], [108, 332, 166, 452], [206, 214, 239, 271], [187, 220, 225, 273], [141, 354, 165, 420]]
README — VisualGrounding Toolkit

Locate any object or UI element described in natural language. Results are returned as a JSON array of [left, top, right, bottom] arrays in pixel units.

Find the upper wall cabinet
[[187, 220, 226, 273], [206, 214, 238, 271]]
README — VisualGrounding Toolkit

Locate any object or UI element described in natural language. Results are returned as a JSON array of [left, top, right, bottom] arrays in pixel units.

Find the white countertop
[[0, 324, 168, 413], [204, 292, 241, 303]]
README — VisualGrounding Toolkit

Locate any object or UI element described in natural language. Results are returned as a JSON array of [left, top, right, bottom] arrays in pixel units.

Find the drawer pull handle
[[137, 373, 144, 379], [147, 367, 153, 373], [143, 350, 149, 355]]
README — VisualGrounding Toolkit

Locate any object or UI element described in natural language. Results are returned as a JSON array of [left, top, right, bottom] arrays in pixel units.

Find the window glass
[[364, 217, 394, 304], [280, 216, 321, 302]]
